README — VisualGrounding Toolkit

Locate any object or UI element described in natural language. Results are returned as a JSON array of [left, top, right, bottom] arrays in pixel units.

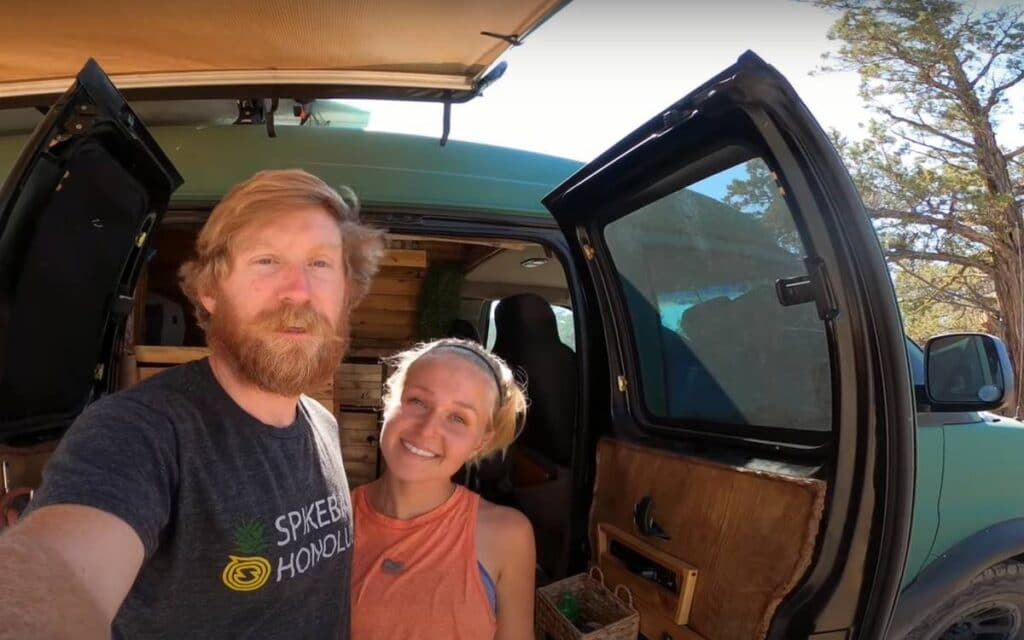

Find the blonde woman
[[351, 339, 534, 640]]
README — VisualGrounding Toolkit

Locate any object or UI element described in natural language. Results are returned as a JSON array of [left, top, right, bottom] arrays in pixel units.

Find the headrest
[[447, 318, 482, 343], [493, 293, 559, 347]]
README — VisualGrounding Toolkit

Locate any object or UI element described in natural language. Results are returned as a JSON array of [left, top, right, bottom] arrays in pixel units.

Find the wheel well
[[891, 519, 1024, 638]]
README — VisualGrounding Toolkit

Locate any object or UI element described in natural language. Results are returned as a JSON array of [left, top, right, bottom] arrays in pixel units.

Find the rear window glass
[[602, 156, 832, 433]]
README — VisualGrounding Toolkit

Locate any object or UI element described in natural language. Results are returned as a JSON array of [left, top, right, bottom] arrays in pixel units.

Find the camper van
[[1, 3, 1022, 638]]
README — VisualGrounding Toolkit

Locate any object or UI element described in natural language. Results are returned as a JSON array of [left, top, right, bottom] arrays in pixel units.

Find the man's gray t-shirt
[[30, 358, 352, 639]]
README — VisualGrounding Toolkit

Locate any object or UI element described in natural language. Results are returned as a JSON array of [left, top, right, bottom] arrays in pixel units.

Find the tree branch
[[960, 277, 1002, 316], [898, 266, 999, 316], [902, 264, 963, 302], [971, 46, 1009, 88], [880, 107, 975, 149], [968, 10, 1024, 88], [985, 67, 1024, 112], [916, 149, 976, 173], [875, 36, 966, 100], [886, 248, 993, 272], [1006, 144, 1024, 161], [891, 130, 973, 162], [869, 207, 996, 247]]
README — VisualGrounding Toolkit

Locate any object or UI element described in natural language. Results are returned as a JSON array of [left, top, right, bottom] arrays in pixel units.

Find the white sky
[[346, 0, 1021, 162]]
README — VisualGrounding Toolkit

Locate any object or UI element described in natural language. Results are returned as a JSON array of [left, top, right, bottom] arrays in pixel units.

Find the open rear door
[[544, 51, 914, 639], [0, 59, 183, 441]]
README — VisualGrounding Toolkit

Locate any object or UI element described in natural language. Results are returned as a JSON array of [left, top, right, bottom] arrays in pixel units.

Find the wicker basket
[[535, 567, 640, 640]]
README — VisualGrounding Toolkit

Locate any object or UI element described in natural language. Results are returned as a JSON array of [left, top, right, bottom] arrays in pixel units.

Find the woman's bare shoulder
[[477, 498, 535, 550]]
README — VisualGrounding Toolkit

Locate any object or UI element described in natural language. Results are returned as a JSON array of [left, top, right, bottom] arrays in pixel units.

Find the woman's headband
[[427, 343, 504, 400]]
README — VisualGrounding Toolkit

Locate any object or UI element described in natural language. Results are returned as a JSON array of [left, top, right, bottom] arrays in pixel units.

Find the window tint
[[602, 156, 832, 432], [485, 300, 575, 352]]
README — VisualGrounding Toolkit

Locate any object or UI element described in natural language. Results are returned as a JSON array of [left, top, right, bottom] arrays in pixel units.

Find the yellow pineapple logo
[[221, 521, 272, 592]]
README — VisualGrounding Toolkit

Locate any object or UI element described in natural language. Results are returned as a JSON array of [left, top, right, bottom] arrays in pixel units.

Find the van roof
[[0, 124, 584, 216]]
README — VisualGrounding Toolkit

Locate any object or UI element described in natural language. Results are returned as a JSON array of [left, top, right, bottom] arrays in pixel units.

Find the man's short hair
[[179, 169, 385, 329]]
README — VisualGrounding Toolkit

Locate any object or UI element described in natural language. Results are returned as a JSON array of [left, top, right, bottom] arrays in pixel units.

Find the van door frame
[[541, 52, 916, 638]]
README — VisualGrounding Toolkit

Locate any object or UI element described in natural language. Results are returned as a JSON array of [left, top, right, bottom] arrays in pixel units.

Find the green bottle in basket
[[557, 592, 579, 623]]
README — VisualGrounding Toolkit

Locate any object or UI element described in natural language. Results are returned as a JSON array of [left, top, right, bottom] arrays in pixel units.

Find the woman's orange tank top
[[350, 484, 498, 639]]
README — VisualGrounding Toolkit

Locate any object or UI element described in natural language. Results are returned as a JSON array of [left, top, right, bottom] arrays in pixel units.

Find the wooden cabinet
[[590, 439, 826, 640], [337, 407, 383, 489]]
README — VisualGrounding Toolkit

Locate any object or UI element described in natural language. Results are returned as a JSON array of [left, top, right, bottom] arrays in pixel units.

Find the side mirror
[[925, 333, 1014, 412]]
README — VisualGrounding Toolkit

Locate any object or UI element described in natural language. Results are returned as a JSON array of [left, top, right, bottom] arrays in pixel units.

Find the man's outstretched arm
[[0, 504, 144, 640]]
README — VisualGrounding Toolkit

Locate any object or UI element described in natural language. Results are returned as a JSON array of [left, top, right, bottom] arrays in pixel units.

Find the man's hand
[[0, 504, 144, 639]]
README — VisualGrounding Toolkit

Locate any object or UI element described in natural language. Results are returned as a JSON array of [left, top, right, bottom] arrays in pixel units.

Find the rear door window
[[603, 156, 832, 432]]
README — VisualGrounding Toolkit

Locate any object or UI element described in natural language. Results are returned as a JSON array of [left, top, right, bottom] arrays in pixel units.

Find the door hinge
[[65, 102, 97, 136], [617, 375, 628, 392], [577, 228, 596, 261]]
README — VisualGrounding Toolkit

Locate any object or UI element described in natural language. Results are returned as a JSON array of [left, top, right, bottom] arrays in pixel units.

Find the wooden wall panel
[[353, 249, 427, 352], [367, 273, 422, 297], [344, 461, 378, 485], [590, 439, 825, 640], [339, 412, 381, 487], [378, 249, 428, 269], [355, 295, 419, 313], [352, 309, 416, 326], [335, 364, 384, 408], [338, 412, 378, 446]]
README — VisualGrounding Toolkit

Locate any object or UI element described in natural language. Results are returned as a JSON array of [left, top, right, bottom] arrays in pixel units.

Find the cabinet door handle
[[633, 495, 671, 540]]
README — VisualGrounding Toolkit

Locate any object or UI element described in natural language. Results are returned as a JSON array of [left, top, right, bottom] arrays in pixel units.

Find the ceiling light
[[520, 257, 549, 269]]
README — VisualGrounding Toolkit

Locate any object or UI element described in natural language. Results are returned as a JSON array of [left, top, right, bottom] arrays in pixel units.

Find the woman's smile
[[400, 439, 439, 459]]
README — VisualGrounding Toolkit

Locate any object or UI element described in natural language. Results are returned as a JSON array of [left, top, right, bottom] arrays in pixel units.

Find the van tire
[[905, 561, 1024, 639]]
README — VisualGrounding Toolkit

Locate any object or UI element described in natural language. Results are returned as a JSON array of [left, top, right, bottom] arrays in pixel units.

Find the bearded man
[[0, 170, 384, 640]]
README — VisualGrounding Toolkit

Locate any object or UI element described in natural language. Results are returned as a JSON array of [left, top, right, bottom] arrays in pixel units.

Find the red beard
[[205, 296, 349, 397]]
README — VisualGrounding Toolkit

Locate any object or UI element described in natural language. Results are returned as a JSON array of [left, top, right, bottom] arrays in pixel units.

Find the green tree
[[725, 159, 803, 254], [812, 0, 1024, 411], [895, 262, 995, 343]]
